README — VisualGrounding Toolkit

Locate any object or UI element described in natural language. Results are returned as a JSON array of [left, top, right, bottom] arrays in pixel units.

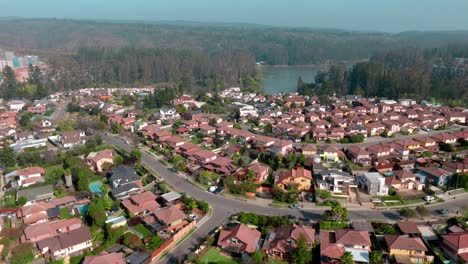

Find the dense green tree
[[291, 234, 312, 264], [251, 250, 267, 264], [341, 251, 354, 264], [370, 251, 383, 264], [0, 144, 16, 168], [88, 197, 106, 227], [16, 196, 27, 206], [1, 66, 18, 100], [44, 166, 65, 185], [399, 208, 416, 220]]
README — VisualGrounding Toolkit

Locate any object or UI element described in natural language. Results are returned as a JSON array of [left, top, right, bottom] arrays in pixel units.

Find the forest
[[297, 45, 468, 106], [0, 47, 259, 100], [2, 19, 468, 65]]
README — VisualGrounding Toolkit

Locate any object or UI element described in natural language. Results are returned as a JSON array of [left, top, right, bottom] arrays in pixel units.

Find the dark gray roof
[[17, 185, 53, 202], [109, 165, 140, 187], [126, 251, 151, 264], [106, 244, 125, 253], [110, 183, 140, 198]]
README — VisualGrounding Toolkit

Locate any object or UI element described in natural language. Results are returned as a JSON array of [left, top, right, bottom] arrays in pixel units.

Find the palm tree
[[370, 251, 383, 264]]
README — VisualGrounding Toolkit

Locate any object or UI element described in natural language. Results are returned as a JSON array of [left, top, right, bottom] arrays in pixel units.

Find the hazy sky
[[3, 0, 468, 32]]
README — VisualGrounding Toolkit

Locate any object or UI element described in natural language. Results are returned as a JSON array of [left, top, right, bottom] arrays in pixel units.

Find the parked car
[[436, 209, 449, 214], [424, 196, 434, 202], [188, 214, 199, 220], [287, 215, 298, 221], [289, 204, 301, 209]]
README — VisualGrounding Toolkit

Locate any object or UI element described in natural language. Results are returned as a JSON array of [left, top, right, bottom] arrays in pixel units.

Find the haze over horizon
[[3, 0, 468, 33]]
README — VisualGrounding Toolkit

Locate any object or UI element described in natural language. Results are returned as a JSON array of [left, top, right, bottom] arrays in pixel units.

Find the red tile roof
[[154, 206, 186, 225], [218, 223, 261, 254], [384, 235, 427, 251], [442, 232, 468, 250]]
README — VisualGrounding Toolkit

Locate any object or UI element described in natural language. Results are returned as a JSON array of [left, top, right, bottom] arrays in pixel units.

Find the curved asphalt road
[[101, 134, 468, 264]]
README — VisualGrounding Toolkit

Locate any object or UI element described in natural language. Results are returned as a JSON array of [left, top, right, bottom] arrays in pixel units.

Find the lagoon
[[261, 65, 324, 95]]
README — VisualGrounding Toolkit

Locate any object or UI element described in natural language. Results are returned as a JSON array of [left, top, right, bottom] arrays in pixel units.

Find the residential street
[[102, 134, 468, 264]]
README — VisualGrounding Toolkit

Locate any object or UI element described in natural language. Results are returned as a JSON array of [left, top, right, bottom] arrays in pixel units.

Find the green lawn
[[133, 224, 154, 238], [320, 221, 349, 230], [60, 207, 72, 219], [200, 248, 239, 264]]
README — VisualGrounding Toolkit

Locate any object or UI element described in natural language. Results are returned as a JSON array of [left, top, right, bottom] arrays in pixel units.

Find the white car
[[424, 195, 434, 202], [188, 214, 199, 220], [208, 186, 219, 193]]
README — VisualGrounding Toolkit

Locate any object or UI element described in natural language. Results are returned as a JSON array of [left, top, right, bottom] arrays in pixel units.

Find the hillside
[[2, 19, 468, 65]]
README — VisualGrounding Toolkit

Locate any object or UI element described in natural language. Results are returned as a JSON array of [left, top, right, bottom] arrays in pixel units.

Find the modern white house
[[316, 170, 357, 195], [159, 108, 180, 121], [7, 100, 26, 112], [357, 172, 389, 196]]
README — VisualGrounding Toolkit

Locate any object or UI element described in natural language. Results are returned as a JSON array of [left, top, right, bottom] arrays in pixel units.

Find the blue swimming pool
[[75, 204, 89, 215], [89, 182, 103, 196]]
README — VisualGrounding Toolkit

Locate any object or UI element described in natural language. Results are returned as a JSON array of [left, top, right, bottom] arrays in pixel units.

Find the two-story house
[[262, 224, 315, 258], [384, 235, 428, 264], [320, 229, 371, 263], [218, 223, 262, 254], [121, 192, 160, 216], [357, 172, 389, 196], [37, 226, 93, 260], [276, 167, 312, 192], [85, 149, 114, 172], [346, 146, 371, 166], [441, 232, 468, 264]]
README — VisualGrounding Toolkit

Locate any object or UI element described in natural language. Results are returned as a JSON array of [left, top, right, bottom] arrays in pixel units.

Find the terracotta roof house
[[301, 144, 317, 156], [178, 142, 199, 157], [163, 135, 185, 149], [442, 161, 468, 174], [396, 221, 422, 236], [384, 235, 428, 264], [432, 133, 458, 144], [154, 130, 172, 142], [320, 229, 371, 263], [37, 226, 93, 260], [83, 252, 126, 264], [7, 166, 46, 188], [346, 146, 371, 166], [366, 144, 391, 160], [268, 139, 293, 156], [121, 192, 159, 216], [441, 232, 468, 264], [262, 225, 315, 258], [246, 162, 270, 184], [109, 165, 141, 189], [385, 170, 424, 191], [218, 223, 261, 254], [86, 149, 114, 172], [204, 157, 237, 176], [252, 135, 276, 148], [414, 136, 437, 148], [22, 218, 83, 243], [276, 167, 312, 191], [453, 130, 468, 141], [59, 130, 87, 148], [284, 96, 306, 107], [190, 149, 218, 164], [154, 206, 187, 228], [18, 201, 57, 225]]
